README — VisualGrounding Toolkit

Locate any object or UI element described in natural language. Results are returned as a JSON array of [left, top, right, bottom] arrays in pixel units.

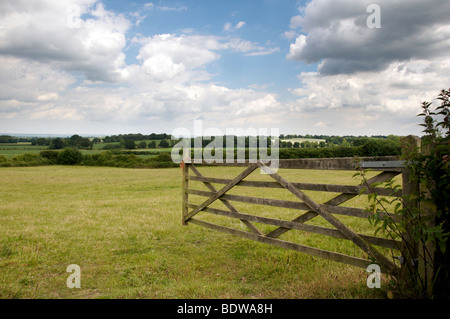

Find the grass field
[[0, 165, 393, 299], [0, 143, 47, 158], [0, 142, 172, 160]]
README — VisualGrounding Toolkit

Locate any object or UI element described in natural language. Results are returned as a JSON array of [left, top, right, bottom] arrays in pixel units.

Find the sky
[[0, 0, 449, 137]]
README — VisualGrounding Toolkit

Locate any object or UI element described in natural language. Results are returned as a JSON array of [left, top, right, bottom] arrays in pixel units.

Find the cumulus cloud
[[287, 0, 450, 75], [280, 0, 450, 135], [0, 0, 130, 82], [0, 56, 75, 106], [3, 0, 445, 136], [0, 1, 283, 134], [130, 33, 279, 84], [286, 58, 450, 134]]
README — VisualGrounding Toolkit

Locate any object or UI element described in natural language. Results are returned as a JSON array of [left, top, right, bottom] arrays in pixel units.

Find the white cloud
[[0, 56, 75, 105], [280, 0, 450, 135], [287, 0, 450, 75], [157, 5, 188, 12], [2, 0, 445, 137], [245, 47, 280, 56], [0, 27, 284, 132], [0, 0, 130, 82], [224, 21, 247, 32], [223, 22, 232, 32], [286, 58, 450, 135], [283, 30, 297, 40], [236, 21, 246, 29]]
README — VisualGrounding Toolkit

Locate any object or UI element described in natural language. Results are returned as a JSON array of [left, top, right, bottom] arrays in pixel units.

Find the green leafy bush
[[39, 150, 60, 164], [355, 88, 450, 298], [57, 148, 83, 165], [0, 155, 12, 167], [11, 154, 49, 166]]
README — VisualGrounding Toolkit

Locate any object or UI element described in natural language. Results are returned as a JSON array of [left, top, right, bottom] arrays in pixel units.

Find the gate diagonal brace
[[188, 164, 263, 235], [266, 170, 400, 239], [258, 161, 399, 276], [184, 164, 258, 222]]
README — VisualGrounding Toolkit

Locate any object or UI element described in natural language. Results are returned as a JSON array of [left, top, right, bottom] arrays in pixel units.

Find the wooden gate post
[[181, 151, 190, 226], [401, 135, 437, 297], [419, 136, 436, 298], [400, 135, 421, 289]]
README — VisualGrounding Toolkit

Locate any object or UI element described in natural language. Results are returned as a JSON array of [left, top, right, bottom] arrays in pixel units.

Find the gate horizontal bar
[[184, 156, 402, 171], [188, 175, 401, 197], [187, 188, 401, 220], [188, 218, 377, 271], [360, 160, 405, 168], [187, 203, 401, 250]]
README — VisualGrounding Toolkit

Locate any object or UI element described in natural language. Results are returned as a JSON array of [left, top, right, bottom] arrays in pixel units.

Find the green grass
[[0, 166, 393, 299], [0, 144, 47, 158]]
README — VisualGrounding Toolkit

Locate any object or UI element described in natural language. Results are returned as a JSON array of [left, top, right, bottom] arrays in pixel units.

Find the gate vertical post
[[419, 136, 436, 298], [181, 151, 190, 226], [400, 135, 420, 290]]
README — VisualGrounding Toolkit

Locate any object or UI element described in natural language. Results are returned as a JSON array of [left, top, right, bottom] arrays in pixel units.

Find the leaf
[[358, 187, 367, 196], [370, 182, 382, 188]]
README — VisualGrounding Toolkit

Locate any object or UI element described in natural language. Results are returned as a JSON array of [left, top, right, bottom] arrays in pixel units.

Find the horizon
[[0, 132, 413, 139]]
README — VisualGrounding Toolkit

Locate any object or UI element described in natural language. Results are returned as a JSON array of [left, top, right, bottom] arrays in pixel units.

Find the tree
[[0, 135, 17, 143], [159, 139, 170, 148], [68, 134, 93, 149], [49, 137, 66, 149], [57, 148, 83, 165], [32, 138, 49, 146], [341, 139, 351, 147], [138, 141, 147, 149], [124, 139, 136, 150]]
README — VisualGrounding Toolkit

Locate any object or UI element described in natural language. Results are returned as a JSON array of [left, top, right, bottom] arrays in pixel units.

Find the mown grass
[[0, 166, 394, 299]]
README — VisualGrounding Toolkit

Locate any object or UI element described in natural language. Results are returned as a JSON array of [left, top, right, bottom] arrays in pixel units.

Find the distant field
[[0, 165, 391, 299], [0, 142, 171, 159], [0, 143, 46, 158]]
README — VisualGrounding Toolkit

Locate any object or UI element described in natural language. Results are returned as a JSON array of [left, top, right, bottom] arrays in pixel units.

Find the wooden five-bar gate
[[181, 156, 408, 275]]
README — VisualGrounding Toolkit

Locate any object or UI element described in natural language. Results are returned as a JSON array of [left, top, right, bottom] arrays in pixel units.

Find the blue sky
[[1, 0, 449, 136], [117, 0, 308, 94]]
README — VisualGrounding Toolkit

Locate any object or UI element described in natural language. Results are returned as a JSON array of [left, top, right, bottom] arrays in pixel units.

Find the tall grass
[[0, 166, 389, 299]]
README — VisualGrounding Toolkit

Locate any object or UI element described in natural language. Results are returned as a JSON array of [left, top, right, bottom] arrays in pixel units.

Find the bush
[[355, 88, 450, 298], [154, 152, 172, 162], [112, 154, 142, 167], [0, 155, 12, 167], [57, 148, 83, 165], [11, 153, 49, 166], [40, 150, 60, 164], [81, 151, 114, 166], [124, 140, 136, 150]]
